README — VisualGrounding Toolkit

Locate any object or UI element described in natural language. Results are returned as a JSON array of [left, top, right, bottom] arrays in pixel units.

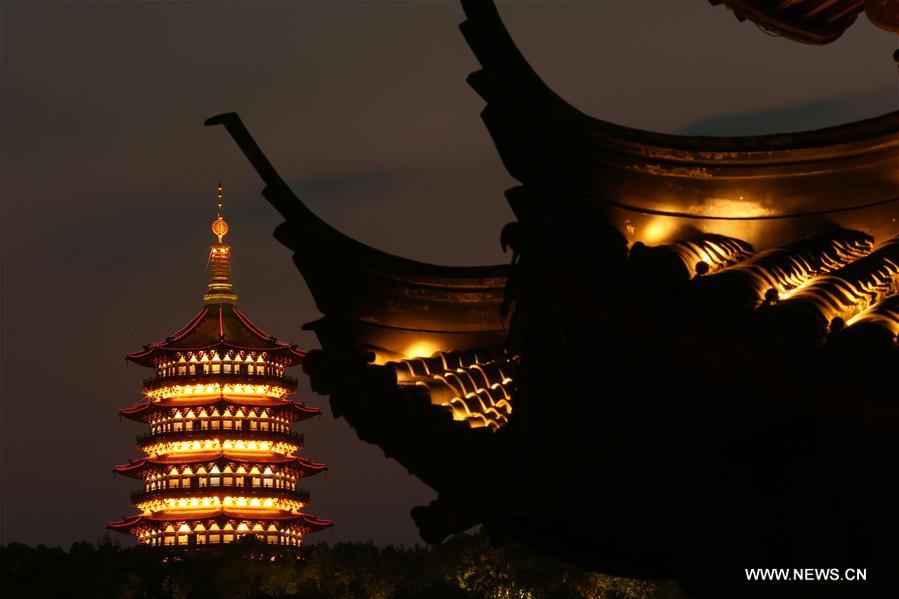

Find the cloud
[[678, 88, 896, 136]]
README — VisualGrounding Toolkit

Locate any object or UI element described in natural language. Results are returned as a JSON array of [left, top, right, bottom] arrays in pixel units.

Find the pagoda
[[109, 184, 331, 548]]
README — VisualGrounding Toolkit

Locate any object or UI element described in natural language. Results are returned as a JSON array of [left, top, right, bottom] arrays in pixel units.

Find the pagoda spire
[[204, 182, 238, 305]]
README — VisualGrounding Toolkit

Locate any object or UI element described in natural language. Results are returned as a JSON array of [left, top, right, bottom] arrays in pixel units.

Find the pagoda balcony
[[142, 372, 298, 392], [136, 428, 304, 446], [130, 485, 310, 505]]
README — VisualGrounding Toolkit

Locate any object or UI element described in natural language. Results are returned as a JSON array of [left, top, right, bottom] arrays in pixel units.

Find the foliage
[[0, 533, 686, 599]]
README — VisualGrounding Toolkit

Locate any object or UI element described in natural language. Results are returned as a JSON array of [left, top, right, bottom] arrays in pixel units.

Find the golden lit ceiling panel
[[765, 236, 899, 339], [698, 229, 875, 310], [388, 349, 517, 431], [846, 295, 899, 334]]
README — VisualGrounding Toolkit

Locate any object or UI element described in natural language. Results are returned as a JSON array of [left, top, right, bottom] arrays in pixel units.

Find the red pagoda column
[[109, 184, 332, 548]]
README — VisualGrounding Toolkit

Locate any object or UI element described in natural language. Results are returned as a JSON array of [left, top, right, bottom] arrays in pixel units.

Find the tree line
[[1, 532, 685, 599]]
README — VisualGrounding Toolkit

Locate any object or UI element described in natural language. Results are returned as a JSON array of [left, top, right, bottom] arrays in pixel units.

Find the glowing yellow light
[[402, 340, 441, 360], [641, 218, 676, 244], [146, 383, 289, 400]]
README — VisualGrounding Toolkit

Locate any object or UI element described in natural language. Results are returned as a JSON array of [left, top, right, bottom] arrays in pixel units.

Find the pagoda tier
[[108, 511, 332, 548], [110, 184, 331, 549]]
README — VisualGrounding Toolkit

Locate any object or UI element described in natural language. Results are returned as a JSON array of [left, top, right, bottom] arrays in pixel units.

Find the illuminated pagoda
[[109, 184, 331, 548]]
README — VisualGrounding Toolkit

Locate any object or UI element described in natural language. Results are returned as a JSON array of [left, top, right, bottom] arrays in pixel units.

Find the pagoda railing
[[131, 486, 311, 505], [136, 428, 304, 446], [142, 373, 298, 391]]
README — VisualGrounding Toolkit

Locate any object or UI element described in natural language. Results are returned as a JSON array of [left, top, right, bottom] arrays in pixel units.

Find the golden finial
[[211, 181, 229, 243], [204, 181, 237, 305]]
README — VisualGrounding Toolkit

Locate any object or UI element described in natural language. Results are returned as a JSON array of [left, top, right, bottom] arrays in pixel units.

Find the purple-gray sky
[[1, 0, 896, 548]]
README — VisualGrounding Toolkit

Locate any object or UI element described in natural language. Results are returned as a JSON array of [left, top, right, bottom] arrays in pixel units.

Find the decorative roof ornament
[[204, 182, 238, 305]]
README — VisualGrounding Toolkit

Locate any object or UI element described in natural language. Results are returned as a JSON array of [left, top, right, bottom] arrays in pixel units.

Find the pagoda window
[[177, 534, 188, 545], [223, 534, 234, 543], [248, 364, 255, 374], [223, 476, 233, 486], [212, 364, 220, 374], [197, 534, 207, 545], [173, 421, 183, 432], [211, 420, 220, 430], [208, 534, 220, 544], [169, 479, 179, 489], [178, 365, 186, 375], [199, 476, 208, 488], [210, 475, 220, 486], [184, 420, 193, 431], [163, 536, 175, 546], [182, 477, 191, 488], [249, 420, 258, 430], [260, 421, 269, 431], [263, 477, 273, 488], [223, 420, 233, 430], [252, 477, 261, 487], [235, 476, 245, 487], [200, 419, 209, 430], [203, 364, 210, 374]]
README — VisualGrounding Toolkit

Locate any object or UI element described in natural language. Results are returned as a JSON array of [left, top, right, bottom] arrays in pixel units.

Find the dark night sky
[[1, 1, 896, 548]]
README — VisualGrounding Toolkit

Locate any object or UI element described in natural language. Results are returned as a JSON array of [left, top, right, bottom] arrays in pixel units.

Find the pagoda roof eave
[[112, 453, 328, 479], [120, 398, 320, 422], [126, 305, 306, 367], [107, 511, 333, 532], [127, 342, 306, 367]]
